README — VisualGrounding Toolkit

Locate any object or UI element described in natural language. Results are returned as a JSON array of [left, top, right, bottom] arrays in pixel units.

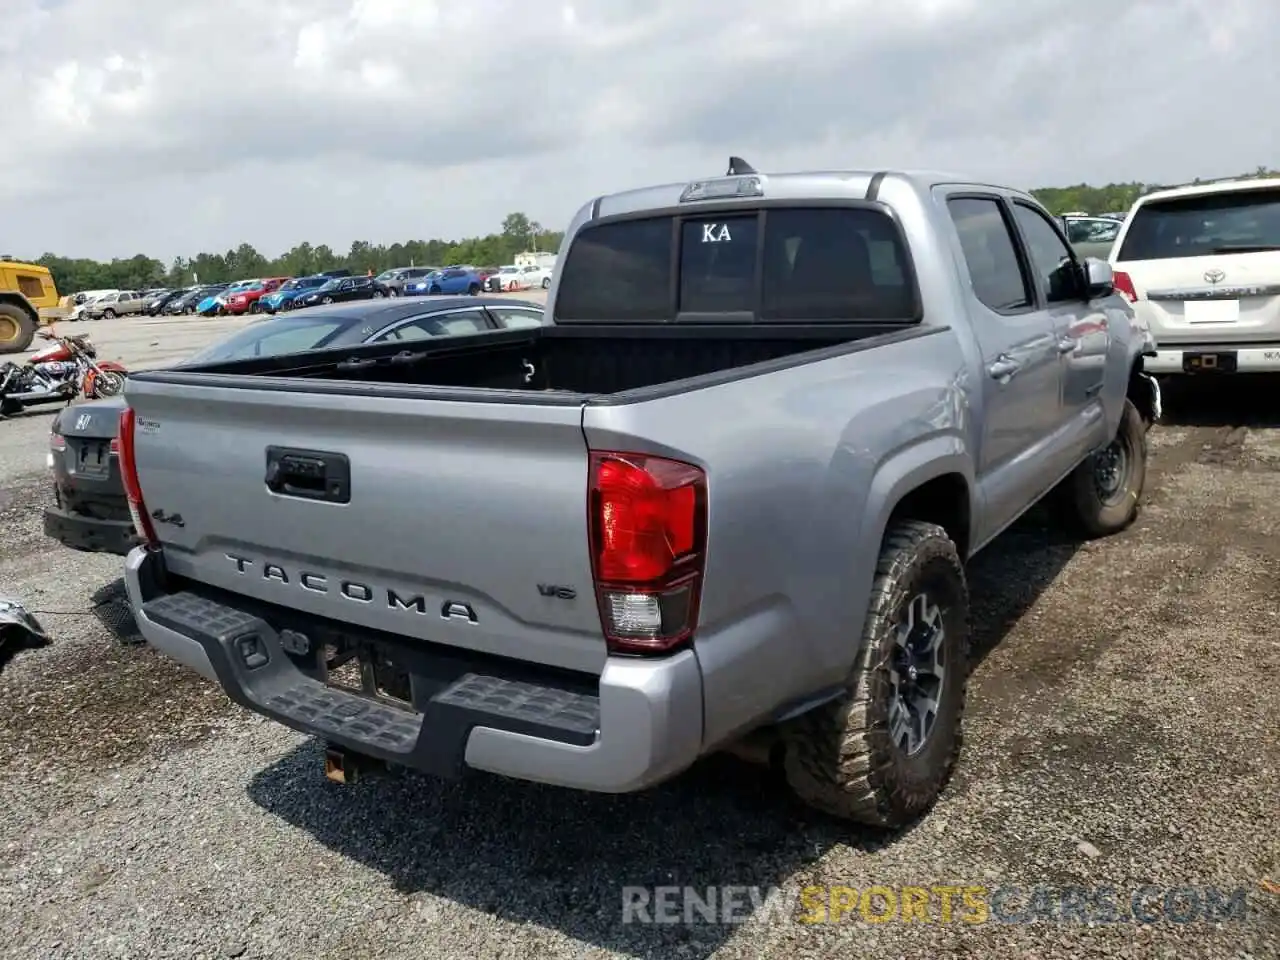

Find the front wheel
[[428, 285, 442, 295], [468, 283, 480, 296], [1057, 399, 1147, 538], [387, 288, 399, 298], [373, 290, 385, 298], [541, 277, 551, 289], [102, 309, 116, 319], [321, 296, 334, 304], [249, 302, 261, 314], [91, 370, 127, 398], [783, 520, 969, 828]]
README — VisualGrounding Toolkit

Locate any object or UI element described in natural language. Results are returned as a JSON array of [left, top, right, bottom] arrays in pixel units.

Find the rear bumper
[[1146, 345, 1280, 374], [43, 505, 137, 556], [123, 547, 704, 793]]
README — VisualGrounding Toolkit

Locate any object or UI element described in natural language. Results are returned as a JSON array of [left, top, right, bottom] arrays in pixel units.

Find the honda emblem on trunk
[[75, 413, 91, 430], [1204, 269, 1225, 284]]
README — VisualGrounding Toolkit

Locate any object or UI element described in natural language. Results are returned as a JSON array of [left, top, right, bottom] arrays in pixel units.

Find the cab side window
[[946, 197, 1032, 312], [1012, 203, 1084, 303]]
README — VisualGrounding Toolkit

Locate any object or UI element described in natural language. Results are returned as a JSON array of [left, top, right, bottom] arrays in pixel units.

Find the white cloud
[[2, 0, 1278, 261]]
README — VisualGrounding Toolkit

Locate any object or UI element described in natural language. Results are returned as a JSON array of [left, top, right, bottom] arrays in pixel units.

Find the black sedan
[[44, 296, 548, 556], [295, 275, 391, 308], [164, 284, 228, 315]]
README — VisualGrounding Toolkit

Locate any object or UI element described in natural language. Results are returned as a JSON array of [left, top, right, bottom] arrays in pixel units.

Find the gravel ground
[[0, 350, 1277, 959]]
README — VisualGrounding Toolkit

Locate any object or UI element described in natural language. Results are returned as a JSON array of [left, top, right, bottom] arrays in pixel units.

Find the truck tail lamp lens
[[588, 452, 707, 655], [117, 407, 159, 548], [1113, 270, 1137, 302]]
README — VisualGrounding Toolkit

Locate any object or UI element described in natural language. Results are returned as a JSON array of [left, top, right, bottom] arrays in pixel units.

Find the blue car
[[261, 275, 329, 314], [196, 279, 256, 316], [404, 266, 482, 296]]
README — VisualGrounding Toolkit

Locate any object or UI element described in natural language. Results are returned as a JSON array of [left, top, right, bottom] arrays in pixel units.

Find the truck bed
[[158, 322, 926, 400]]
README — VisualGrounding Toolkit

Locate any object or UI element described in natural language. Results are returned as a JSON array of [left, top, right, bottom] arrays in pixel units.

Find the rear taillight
[[117, 407, 159, 547], [50, 432, 65, 452], [109, 438, 119, 455], [588, 451, 707, 655], [1113, 270, 1137, 302]]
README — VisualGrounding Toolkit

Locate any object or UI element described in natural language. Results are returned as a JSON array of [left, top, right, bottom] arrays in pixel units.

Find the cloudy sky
[[3, 0, 1276, 262]]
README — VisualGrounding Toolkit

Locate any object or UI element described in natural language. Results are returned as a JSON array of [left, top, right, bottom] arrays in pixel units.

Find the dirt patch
[[0, 629, 231, 775]]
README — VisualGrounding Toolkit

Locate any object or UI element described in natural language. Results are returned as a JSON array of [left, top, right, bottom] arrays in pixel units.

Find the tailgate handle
[[265, 447, 351, 503]]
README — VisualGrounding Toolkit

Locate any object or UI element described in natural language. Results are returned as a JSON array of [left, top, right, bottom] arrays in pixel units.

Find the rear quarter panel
[[582, 326, 976, 749]]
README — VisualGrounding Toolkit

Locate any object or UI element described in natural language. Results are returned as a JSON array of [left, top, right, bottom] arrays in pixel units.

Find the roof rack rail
[[726, 156, 757, 176]]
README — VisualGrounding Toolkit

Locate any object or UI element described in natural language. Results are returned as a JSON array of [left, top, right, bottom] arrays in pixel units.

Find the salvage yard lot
[[0, 313, 1277, 959]]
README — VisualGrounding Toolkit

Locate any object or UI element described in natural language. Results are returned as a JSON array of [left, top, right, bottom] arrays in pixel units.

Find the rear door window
[[1117, 185, 1280, 261], [947, 197, 1033, 312], [555, 206, 916, 322]]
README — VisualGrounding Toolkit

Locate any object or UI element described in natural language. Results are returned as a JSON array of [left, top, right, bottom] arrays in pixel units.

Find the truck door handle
[[265, 446, 351, 503], [987, 355, 1021, 380], [1057, 336, 1078, 354]]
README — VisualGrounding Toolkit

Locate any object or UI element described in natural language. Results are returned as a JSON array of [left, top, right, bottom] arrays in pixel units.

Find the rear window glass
[[1117, 186, 1280, 261], [554, 207, 916, 322]]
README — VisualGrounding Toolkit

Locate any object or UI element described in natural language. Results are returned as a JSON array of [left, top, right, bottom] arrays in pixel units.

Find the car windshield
[[277, 280, 300, 292], [1117, 185, 1280, 260], [375, 270, 399, 281], [182, 314, 371, 364]]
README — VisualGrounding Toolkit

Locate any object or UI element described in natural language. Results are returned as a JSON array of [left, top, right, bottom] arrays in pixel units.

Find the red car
[[224, 277, 290, 315]]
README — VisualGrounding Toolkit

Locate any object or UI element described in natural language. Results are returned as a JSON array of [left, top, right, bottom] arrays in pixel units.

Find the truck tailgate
[[124, 379, 606, 675]]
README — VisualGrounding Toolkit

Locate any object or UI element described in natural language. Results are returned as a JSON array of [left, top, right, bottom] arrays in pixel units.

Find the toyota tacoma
[[117, 160, 1159, 826]]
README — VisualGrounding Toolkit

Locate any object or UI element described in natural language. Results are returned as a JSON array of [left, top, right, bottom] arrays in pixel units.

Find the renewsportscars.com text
[[620, 884, 1252, 926]]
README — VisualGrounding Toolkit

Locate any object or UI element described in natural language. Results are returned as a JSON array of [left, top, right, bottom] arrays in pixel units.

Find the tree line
[[37, 212, 561, 295], [29, 168, 1280, 295]]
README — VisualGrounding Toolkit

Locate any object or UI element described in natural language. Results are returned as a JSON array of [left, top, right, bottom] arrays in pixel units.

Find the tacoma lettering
[[222, 554, 428, 613]]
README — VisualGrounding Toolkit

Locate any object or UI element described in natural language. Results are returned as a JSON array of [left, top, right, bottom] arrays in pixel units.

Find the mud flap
[[1138, 372, 1162, 426]]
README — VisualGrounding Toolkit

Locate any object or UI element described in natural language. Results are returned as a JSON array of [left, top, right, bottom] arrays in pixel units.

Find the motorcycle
[[0, 330, 128, 416]]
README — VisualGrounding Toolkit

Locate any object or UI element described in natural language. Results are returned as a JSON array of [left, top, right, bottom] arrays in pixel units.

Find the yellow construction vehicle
[[0, 257, 66, 355]]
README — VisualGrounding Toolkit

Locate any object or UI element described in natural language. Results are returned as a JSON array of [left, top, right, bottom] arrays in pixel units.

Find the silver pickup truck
[[118, 161, 1160, 826]]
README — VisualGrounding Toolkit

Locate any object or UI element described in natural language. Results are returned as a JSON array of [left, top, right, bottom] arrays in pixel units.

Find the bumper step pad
[[141, 590, 600, 766]]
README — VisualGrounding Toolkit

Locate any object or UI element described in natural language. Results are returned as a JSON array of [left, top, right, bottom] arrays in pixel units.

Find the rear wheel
[[322, 296, 334, 304], [373, 290, 385, 298], [468, 283, 480, 295], [388, 288, 399, 298], [249, 302, 261, 314], [102, 309, 116, 319], [0, 303, 37, 355], [541, 277, 551, 289], [429, 285, 442, 294], [783, 520, 969, 828]]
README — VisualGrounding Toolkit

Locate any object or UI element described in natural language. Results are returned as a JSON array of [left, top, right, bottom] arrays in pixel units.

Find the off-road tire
[[1059, 399, 1146, 539], [782, 520, 969, 828], [0, 302, 37, 355]]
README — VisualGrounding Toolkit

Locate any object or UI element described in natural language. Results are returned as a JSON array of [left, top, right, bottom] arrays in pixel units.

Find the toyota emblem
[[1204, 268, 1226, 284]]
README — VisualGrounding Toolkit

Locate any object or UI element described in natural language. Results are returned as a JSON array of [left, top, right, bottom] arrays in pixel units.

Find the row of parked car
[[68, 260, 558, 324]]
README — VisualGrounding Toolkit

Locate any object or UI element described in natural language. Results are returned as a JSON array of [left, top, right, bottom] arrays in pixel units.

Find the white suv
[[1109, 178, 1280, 375]]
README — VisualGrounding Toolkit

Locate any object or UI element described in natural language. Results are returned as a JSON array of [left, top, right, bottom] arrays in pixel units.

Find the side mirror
[[1083, 258, 1114, 299]]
